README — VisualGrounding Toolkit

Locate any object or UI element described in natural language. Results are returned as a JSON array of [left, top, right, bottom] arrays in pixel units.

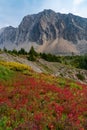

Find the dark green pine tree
[[28, 46, 38, 61]]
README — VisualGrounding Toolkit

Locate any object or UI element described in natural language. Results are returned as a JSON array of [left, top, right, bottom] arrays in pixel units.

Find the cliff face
[[0, 9, 87, 54], [0, 26, 16, 44]]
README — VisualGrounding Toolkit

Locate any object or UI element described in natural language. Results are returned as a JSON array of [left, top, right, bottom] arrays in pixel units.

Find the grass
[[0, 65, 14, 81]]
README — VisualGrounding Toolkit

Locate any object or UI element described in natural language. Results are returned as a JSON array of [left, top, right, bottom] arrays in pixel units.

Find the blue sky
[[0, 0, 86, 28]]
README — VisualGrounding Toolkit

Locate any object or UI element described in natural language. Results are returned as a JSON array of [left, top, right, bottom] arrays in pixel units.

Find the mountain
[[0, 9, 87, 55]]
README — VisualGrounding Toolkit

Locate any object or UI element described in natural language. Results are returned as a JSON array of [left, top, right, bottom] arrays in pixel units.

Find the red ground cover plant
[[0, 73, 87, 130]]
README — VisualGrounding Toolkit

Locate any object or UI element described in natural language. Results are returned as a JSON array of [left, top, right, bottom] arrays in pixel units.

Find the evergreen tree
[[18, 48, 27, 55], [28, 46, 38, 61], [12, 49, 18, 54], [3, 47, 7, 52], [29, 46, 38, 56]]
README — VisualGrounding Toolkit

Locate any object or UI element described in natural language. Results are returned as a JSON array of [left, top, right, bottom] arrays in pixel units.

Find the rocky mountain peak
[[0, 10, 87, 54]]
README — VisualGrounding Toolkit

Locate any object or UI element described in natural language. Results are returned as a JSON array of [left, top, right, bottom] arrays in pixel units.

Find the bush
[[78, 56, 87, 69], [40, 53, 61, 62], [0, 61, 31, 72], [76, 73, 85, 81], [18, 48, 27, 55], [12, 49, 18, 55], [0, 65, 14, 80]]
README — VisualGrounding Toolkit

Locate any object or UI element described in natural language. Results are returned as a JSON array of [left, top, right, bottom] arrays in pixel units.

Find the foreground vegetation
[[0, 61, 87, 130]]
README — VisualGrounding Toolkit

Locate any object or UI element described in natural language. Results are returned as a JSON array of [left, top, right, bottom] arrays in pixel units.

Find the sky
[[0, 0, 87, 28]]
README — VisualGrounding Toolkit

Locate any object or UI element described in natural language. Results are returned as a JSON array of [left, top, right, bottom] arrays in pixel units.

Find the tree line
[[1, 46, 87, 70]]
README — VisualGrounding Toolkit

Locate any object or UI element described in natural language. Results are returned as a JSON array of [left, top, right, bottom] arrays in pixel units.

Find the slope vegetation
[[0, 60, 87, 130]]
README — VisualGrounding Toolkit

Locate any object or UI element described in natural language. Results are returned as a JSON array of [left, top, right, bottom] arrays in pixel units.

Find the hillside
[[0, 10, 87, 54], [0, 56, 87, 129], [0, 52, 87, 84]]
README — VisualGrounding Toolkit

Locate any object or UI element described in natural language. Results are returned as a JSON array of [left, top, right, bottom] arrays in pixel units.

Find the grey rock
[[0, 26, 16, 44], [0, 9, 87, 54]]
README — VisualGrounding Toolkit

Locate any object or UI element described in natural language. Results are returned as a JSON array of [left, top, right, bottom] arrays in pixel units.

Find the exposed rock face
[[0, 9, 87, 54], [0, 26, 16, 44]]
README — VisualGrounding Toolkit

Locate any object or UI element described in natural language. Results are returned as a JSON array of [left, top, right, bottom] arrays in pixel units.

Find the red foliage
[[0, 75, 87, 129]]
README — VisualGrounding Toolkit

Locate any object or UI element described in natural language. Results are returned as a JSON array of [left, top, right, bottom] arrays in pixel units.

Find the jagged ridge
[[0, 9, 87, 54]]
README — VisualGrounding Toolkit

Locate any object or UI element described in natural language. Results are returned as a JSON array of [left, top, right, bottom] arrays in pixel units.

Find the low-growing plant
[[0, 61, 87, 129], [76, 73, 85, 81], [0, 61, 32, 72], [0, 65, 14, 80]]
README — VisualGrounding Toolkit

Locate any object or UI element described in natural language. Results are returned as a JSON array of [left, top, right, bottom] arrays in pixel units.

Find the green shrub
[[0, 116, 12, 130], [76, 73, 85, 81], [18, 48, 27, 55], [0, 65, 14, 80]]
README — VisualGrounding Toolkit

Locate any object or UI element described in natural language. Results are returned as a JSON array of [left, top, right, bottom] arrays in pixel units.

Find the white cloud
[[73, 0, 85, 5]]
